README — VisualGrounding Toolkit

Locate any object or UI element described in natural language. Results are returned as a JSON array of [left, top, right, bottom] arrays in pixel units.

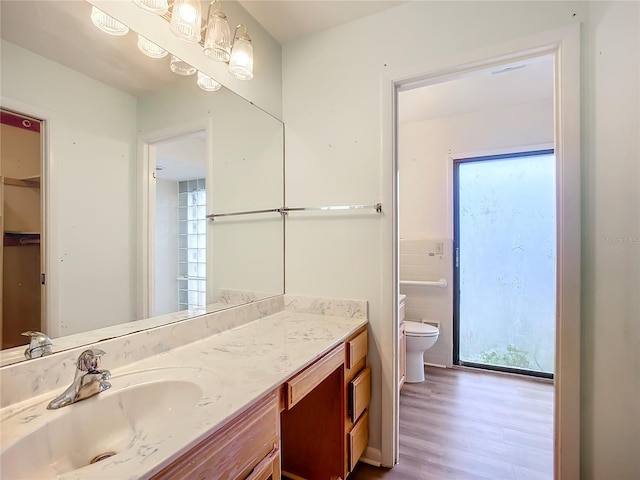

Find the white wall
[[282, 1, 639, 477], [400, 99, 553, 238], [1, 40, 138, 337], [155, 179, 179, 315]]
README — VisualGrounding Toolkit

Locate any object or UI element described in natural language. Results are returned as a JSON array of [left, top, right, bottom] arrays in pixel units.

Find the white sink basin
[[1, 369, 204, 479]]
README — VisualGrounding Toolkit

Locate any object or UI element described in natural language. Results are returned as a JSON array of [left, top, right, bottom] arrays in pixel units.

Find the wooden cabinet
[[153, 327, 369, 480], [151, 391, 281, 480], [281, 343, 345, 480], [344, 328, 370, 477], [282, 327, 370, 480]]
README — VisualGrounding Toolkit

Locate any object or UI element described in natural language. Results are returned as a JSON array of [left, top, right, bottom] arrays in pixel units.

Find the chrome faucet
[[47, 349, 111, 410], [22, 331, 53, 359]]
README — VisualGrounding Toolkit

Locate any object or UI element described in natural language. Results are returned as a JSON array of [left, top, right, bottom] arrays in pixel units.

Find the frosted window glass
[[458, 153, 556, 374]]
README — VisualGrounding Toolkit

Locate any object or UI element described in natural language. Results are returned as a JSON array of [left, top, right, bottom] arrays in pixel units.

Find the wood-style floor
[[350, 366, 554, 480]]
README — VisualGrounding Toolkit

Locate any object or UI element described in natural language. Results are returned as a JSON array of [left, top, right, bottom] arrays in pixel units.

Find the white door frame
[[137, 118, 213, 319], [380, 24, 581, 478], [1, 97, 58, 337]]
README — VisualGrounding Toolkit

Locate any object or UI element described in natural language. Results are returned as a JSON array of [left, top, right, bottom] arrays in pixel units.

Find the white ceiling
[[2, 1, 552, 125], [237, 0, 406, 45], [0, 1, 406, 98], [399, 56, 554, 124], [155, 132, 208, 182]]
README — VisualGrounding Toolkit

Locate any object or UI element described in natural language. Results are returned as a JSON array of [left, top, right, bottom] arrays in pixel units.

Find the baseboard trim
[[424, 362, 446, 368], [360, 446, 382, 467]]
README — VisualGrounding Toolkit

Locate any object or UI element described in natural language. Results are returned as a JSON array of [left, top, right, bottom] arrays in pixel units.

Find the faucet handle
[[76, 349, 106, 372], [22, 331, 53, 359]]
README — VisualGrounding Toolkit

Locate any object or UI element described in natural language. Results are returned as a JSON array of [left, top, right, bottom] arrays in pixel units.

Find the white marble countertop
[[0, 310, 367, 480]]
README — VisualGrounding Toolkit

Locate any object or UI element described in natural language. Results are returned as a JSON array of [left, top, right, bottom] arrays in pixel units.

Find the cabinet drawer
[[349, 367, 371, 424], [346, 330, 367, 370], [285, 343, 344, 409], [348, 410, 369, 472], [151, 392, 279, 480], [246, 447, 280, 480]]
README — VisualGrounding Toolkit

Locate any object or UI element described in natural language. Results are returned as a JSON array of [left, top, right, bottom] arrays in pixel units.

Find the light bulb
[[90, 7, 129, 36]]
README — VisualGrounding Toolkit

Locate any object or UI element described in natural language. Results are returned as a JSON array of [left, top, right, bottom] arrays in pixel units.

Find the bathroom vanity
[[152, 326, 368, 480], [0, 295, 369, 480]]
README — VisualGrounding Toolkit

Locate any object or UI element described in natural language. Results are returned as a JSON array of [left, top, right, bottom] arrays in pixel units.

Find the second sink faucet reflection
[[47, 349, 111, 410]]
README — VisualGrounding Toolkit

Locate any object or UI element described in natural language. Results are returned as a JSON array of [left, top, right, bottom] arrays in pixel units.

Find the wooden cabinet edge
[[150, 391, 279, 480]]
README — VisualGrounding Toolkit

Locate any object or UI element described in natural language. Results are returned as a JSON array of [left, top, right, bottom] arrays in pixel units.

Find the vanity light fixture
[[203, 7, 231, 62], [169, 0, 202, 43], [228, 24, 253, 80], [170, 55, 197, 75], [133, 0, 169, 15], [131, 0, 255, 81], [90, 7, 129, 36], [137, 35, 168, 58], [197, 71, 222, 91]]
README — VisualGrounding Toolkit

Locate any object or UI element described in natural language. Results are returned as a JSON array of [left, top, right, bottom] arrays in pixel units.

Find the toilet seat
[[405, 321, 439, 337]]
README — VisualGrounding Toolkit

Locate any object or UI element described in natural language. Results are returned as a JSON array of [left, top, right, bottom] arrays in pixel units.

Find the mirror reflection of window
[[179, 178, 206, 310]]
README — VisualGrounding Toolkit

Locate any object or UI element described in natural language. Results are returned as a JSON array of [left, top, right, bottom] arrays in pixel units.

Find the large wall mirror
[[0, 0, 284, 366]]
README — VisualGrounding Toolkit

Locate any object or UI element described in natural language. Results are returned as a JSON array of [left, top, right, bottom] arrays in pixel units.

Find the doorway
[[454, 150, 556, 378], [381, 25, 580, 478], [0, 108, 45, 348], [140, 127, 209, 318]]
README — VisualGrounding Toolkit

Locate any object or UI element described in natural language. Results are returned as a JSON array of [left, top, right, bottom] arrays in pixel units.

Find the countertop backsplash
[[0, 293, 367, 409]]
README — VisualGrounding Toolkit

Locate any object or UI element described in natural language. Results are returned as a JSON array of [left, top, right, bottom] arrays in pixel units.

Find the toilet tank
[[399, 294, 406, 321]]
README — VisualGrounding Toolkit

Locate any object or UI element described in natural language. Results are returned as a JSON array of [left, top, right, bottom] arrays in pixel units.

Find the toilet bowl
[[405, 321, 439, 383]]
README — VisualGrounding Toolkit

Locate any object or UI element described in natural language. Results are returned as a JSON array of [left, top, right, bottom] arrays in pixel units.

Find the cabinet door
[[348, 410, 369, 472], [349, 367, 371, 424], [346, 330, 367, 370]]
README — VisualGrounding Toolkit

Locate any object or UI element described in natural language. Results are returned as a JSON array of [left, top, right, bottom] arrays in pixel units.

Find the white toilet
[[405, 320, 439, 383]]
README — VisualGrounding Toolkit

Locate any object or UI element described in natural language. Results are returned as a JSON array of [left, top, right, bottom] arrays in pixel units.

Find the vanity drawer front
[[151, 392, 279, 480], [246, 446, 281, 480], [349, 367, 371, 424], [346, 330, 367, 370], [285, 343, 344, 409], [348, 410, 369, 472]]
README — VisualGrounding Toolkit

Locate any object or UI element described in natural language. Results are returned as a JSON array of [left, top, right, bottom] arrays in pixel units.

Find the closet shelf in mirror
[[4, 232, 40, 247], [3, 176, 40, 188]]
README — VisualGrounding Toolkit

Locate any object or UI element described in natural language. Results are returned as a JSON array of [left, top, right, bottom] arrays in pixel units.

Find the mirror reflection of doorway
[[0, 108, 45, 349], [151, 131, 207, 316]]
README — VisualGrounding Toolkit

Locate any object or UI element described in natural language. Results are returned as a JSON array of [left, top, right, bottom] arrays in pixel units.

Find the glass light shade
[[203, 10, 231, 62], [170, 56, 196, 76], [169, 0, 202, 43], [90, 7, 129, 36], [229, 33, 253, 80], [197, 72, 222, 92], [132, 0, 168, 15], [137, 35, 168, 58]]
